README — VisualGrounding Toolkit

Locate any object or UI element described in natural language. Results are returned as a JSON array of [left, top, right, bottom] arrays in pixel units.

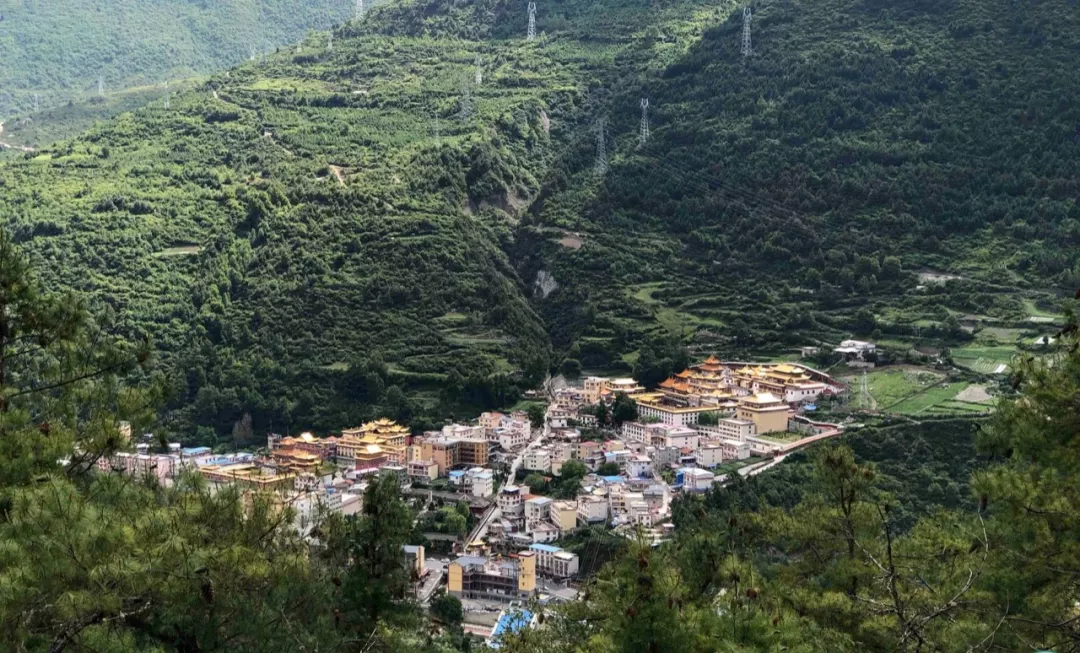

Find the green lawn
[[712, 456, 764, 475], [843, 368, 944, 410], [757, 432, 804, 444], [888, 382, 969, 414]]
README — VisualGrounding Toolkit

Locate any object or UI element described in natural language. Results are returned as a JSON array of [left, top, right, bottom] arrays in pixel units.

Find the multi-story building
[[418, 437, 490, 475], [467, 467, 495, 497], [634, 397, 716, 427], [407, 459, 439, 481], [522, 448, 552, 473], [529, 544, 580, 579], [524, 496, 553, 531], [696, 418, 756, 442], [675, 467, 715, 492], [272, 432, 336, 459], [551, 500, 578, 532], [735, 393, 791, 435], [479, 411, 506, 433], [496, 426, 530, 451], [583, 377, 607, 404], [577, 494, 609, 524], [199, 462, 295, 491], [334, 419, 410, 465], [442, 424, 487, 441], [626, 454, 653, 479], [404, 544, 426, 580], [96, 452, 176, 482], [719, 439, 751, 460], [270, 447, 322, 473], [448, 551, 537, 602], [497, 485, 528, 519]]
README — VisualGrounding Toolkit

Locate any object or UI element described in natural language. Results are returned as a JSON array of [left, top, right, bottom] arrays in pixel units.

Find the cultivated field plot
[[953, 345, 1015, 374], [843, 368, 994, 415]]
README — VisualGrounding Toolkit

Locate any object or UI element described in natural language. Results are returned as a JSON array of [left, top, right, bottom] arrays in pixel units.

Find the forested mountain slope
[[521, 0, 1080, 367], [0, 0, 366, 116], [1, 0, 719, 436], [1, 0, 1078, 439]]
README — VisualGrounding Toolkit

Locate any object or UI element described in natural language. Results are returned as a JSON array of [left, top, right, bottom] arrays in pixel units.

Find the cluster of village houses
[[98, 357, 844, 607]]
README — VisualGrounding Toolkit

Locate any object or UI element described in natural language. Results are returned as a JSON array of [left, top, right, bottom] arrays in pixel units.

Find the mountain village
[[96, 354, 846, 637]]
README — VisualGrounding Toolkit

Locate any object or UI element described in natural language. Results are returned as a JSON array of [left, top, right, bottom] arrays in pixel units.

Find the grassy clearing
[[712, 456, 764, 475], [1022, 299, 1064, 319], [844, 368, 944, 409], [154, 245, 202, 257], [888, 382, 969, 414], [953, 344, 1015, 374], [627, 283, 725, 339], [757, 432, 803, 444]]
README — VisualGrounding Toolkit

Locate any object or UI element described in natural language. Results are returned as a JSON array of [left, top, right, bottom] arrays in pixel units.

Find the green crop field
[[888, 382, 970, 415]]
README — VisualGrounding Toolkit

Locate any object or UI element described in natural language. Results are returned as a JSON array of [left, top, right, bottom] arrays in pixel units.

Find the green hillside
[[1, 0, 1078, 439], [521, 0, 1080, 367], [0, 0, 369, 117]]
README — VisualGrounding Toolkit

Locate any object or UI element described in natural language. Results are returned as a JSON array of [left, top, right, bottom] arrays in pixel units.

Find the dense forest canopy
[[0, 0, 1077, 442], [0, 0, 373, 117]]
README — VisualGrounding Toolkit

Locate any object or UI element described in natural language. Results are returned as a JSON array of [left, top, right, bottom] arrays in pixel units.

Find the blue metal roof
[[491, 610, 534, 642], [529, 543, 562, 553]]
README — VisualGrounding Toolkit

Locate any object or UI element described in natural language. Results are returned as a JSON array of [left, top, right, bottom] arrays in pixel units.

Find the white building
[[676, 467, 715, 492], [442, 424, 487, 441], [696, 445, 726, 469], [525, 496, 553, 531], [498, 485, 527, 518], [522, 448, 552, 473], [529, 543, 580, 578], [635, 400, 714, 427], [467, 467, 495, 497], [697, 418, 755, 442], [626, 454, 653, 479], [496, 427, 529, 451], [577, 494, 609, 524]]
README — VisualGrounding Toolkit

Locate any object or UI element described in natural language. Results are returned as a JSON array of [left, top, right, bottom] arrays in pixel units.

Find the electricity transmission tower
[[433, 114, 441, 145], [250, 45, 257, 61], [164, 93, 170, 110], [458, 78, 473, 121], [741, 6, 752, 58], [639, 98, 650, 146], [33, 94, 40, 112], [328, 32, 333, 50], [527, 2, 537, 41], [355, 0, 365, 19], [594, 117, 608, 175], [98, 77, 104, 97], [296, 39, 303, 54], [474, 55, 483, 86]]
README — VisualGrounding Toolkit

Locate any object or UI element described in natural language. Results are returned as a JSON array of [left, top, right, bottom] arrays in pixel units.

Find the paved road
[[466, 427, 545, 544]]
